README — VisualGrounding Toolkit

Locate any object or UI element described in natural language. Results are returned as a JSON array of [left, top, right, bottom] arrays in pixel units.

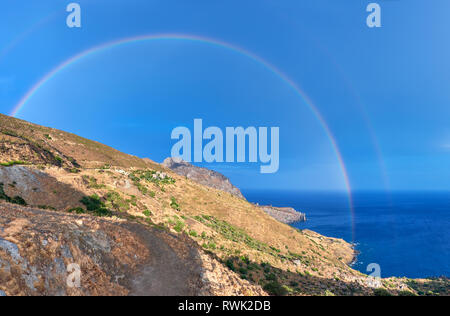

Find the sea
[[243, 190, 450, 279]]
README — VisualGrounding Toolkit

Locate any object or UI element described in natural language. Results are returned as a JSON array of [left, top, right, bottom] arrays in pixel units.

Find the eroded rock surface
[[0, 203, 262, 296], [162, 158, 245, 199], [259, 206, 306, 224]]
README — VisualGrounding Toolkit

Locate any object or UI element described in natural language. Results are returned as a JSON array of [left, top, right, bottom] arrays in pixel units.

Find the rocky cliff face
[[259, 206, 306, 224], [162, 158, 245, 199]]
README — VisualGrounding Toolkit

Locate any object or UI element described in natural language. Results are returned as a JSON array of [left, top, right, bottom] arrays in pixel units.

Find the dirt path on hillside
[[0, 203, 205, 296], [122, 223, 203, 296]]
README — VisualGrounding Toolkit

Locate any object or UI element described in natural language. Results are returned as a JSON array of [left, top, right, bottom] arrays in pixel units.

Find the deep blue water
[[243, 190, 450, 279]]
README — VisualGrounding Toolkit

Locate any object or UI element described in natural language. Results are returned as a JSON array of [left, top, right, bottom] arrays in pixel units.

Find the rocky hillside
[[162, 157, 245, 199], [162, 157, 307, 225], [0, 203, 264, 296], [259, 206, 306, 224], [0, 113, 448, 296]]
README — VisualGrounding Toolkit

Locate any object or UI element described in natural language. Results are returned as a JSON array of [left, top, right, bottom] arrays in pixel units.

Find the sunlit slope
[[1, 113, 440, 296], [0, 113, 158, 169]]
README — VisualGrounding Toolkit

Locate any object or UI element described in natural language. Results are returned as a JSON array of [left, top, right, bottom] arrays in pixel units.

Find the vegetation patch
[[373, 288, 393, 296], [82, 175, 106, 189], [37, 205, 56, 211], [193, 215, 282, 257], [67, 207, 86, 214], [406, 277, 450, 296], [129, 169, 176, 185], [0, 183, 27, 206], [129, 169, 176, 194], [1, 129, 19, 137], [173, 219, 185, 232], [0, 160, 29, 167], [170, 197, 180, 211], [79, 194, 113, 217], [104, 191, 136, 212], [263, 281, 288, 296]]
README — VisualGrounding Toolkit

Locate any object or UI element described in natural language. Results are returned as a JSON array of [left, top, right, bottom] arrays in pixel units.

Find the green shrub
[[1, 130, 18, 137], [174, 220, 185, 232], [79, 195, 112, 217], [92, 207, 113, 217], [0, 183, 27, 206], [265, 273, 277, 281], [83, 175, 106, 189], [128, 169, 176, 186], [239, 267, 248, 275], [10, 196, 27, 206], [68, 207, 86, 214], [80, 194, 103, 211], [240, 256, 250, 265], [135, 182, 148, 195], [104, 191, 132, 212], [0, 160, 28, 167], [37, 205, 56, 211], [373, 288, 393, 296], [170, 197, 180, 211], [0, 183, 10, 201], [226, 259, 235, 271], [263, 281, 288, 296]]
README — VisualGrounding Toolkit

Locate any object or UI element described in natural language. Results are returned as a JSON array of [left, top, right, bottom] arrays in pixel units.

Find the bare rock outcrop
[[0, 203, 264, 296], [162, 158, 245, 199], [259, 206, 306, 224]]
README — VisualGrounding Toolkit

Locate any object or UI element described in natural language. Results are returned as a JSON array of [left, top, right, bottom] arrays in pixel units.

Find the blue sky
[[0, 1, 449, 191]]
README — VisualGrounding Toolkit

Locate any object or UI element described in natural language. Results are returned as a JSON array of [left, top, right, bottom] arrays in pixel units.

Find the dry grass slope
[[0, 113, 448, 296]]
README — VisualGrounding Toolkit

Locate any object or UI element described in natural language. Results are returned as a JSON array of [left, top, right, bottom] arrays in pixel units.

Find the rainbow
[[10, 33, 355, 237]]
